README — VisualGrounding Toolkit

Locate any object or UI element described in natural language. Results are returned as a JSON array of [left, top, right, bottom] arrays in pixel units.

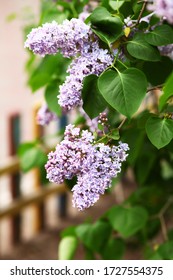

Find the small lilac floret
[[36, 104, 58, 125]]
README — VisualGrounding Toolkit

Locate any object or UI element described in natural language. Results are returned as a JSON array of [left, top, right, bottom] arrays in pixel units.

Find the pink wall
[[0, 0, 42, 160]]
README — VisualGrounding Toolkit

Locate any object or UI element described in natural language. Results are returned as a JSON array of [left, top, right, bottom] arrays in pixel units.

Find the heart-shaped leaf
[[146, 116, 173, 149], [98, 68, 147, 118], [76, 221, 112, 253], [107, 205, 148, 238]]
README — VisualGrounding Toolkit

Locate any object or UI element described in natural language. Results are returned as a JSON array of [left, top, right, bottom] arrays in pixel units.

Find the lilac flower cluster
[[25, 19, 91, 58], [36, 104, 58, 126], [148, 0, 173, 24], [25, 18, 113, 112], [45, 124, 95, 184], [45, 124, 129, 210], [58, 42, 113, 110]]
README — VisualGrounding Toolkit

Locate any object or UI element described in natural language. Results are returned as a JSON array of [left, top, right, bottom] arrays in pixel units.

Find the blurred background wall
[[0, 0, 45, 255]]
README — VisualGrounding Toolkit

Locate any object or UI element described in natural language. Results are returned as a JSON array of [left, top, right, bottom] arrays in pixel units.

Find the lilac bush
[[22, 0, 173, 260]]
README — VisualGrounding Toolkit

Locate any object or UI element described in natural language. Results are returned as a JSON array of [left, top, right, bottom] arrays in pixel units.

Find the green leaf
[[159, 72, 173, 111], [28, 54, 69, 92], [127, 33, 161, 61], [58, 236, 78, 260], [98, 68, 147, 118], [109, 1, 125, 10], [40, 3, 68, 24], [108, 128, 120, 140], [157, 241, 173, 260], [122, 127, 145, 165], [44, 82, 62, 116], [76, 221, 112, 253], [143, 57, 173, 86], [107, 205, 148, 238], [20, 147, 47, 172], [28, 73, 51, 92], [89, 7, 123, 45], [146, 116, 173, 149], [82, 75, 107, 119], [28, 56, 57, 92], [102, 238, 125, 259], [144, 25, 173, 46], [17, 142, 37, 157], [60, 226, 77, 238], [135, 151, 156, 185], [127, 186, 166, 215]]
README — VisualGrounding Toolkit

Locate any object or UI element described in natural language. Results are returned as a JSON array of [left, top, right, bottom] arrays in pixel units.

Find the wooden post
[[32, 104, 45, 232], [8, 113, 21, 244]]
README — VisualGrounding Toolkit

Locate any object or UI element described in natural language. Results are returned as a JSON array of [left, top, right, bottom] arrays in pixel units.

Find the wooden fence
[[0, 155, 67, 255]]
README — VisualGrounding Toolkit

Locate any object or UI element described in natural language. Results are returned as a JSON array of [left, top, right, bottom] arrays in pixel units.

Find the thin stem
[[131, 0, 147, 28], [118, 117, 127, 130], [159, 196, 173, 216], [160, 215, 168, 242], [113, 49, 121, 65], [94, 135, 107, 144], [159, 197, 173, 241]]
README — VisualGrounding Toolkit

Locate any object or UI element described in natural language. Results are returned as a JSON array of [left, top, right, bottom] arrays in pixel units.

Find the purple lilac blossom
[[25, 18, 91, 58], [72, 142, 129, 210], [45, 125, 129, 210], [36, 104, 58, 125], [147, 0, 173, 24], [45, 124, 95, 184], [25, 18, 113, 111], [58, 42, 113, 110], [24, 21, 60, 57]]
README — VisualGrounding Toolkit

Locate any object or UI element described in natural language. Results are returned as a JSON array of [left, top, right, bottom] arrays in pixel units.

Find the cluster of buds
[[98, 112, 109, 126]]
